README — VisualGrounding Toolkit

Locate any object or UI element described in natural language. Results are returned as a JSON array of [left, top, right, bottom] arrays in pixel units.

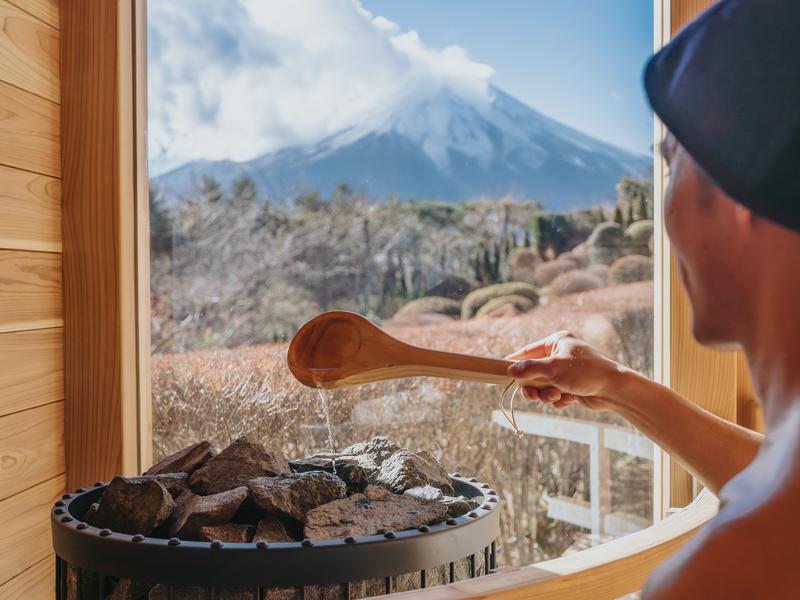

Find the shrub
[[532, 259, 577, 287], [608, 255, 653, 285], [587, 222, 627, 265], [424, 274, 476, 301], [394, 296, 461, 319], [547, 270, 604, 297], [585, 263, 610, 284], [461, 282, 539, 319], [625, 220, 655, 256], [475, 294, 536, 318]]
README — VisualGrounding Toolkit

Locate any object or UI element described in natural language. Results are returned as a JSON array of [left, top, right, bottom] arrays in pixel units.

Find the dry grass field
[[152, 281, 653, 565]]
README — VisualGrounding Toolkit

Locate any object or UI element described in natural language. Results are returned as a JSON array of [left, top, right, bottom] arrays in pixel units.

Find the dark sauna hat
[[644, 0, 800, 232]]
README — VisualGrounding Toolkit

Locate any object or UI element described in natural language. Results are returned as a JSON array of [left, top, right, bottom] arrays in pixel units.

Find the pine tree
[[200, 176, 224, 204], [231, 173, 258, 206]]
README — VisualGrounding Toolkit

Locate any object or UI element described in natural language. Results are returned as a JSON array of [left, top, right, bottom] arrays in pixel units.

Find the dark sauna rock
[[83, 502, 100, 525], [248, 472, 347, 521], [374, 449, 453, 495], [304, 485, 448, 540], [92, 476, 174, 535], [150, 472, 190, 499], [198, 523, 254, 543], [169, 487, 248, 539], [403, 485, 444, 501], [440, 496, 472, 519], [144, 441, 216, 476], [313, 437, 402, 478], [253, 515, 300, 543], [290, 458, 368, 494], [189, 437, 291, 495]]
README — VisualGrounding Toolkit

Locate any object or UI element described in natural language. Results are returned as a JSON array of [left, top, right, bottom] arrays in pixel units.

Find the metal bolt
[[418, 525, 430, 533], [210, 540, 223, 549], [54, 508, 65, 515], [62, 493, 72, 500], [94, 482, 105, 487], [55, 501, 65, 508], [99, 529, 112, 537], [77, 523, 88, 530], [480, 484, 489, 489], [132, 534, 145, 543], [468, 477, 478, 483], [76, 488, 87, 494], [468, 512, 478, 518], [301, 538, 314, 547], [481, 504, 491, 510], [256, 541, 268, 550], [451, 472, 462, 478], [487, 497, 498, 503], [61, 516, 73, 523], [487, 490, 497, 496], [383, 531, 396, 539], [344, 536, 357, 544], [446, 518, 457, 526], [168, 538, 180, 546]]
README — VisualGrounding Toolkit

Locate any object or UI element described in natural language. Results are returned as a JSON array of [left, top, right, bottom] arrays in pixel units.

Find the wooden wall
[[0, 0, 63, 598]]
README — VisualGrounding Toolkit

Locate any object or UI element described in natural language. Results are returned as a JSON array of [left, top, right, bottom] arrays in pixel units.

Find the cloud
[[147, 0, 493, 175]]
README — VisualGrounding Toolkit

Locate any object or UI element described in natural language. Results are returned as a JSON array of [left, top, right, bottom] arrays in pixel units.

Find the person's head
[[661, 133, 800, 349], [646, 0, 800, 350]]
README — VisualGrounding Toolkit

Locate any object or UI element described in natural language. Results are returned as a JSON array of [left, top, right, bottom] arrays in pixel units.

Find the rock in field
[[91, 476, 174, 535], [248, 472, 347, 521], [304, 486, 448, 540], [253, 515, 300, 543], [144, 441, 216, 476], [189, 437, 291, 495], [289, 458, 368, 494], [374, 449, 453, 495], [169, 487, 249, 539]]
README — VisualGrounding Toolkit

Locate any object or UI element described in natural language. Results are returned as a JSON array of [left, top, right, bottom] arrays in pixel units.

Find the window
[[147, 0, 655, 567]]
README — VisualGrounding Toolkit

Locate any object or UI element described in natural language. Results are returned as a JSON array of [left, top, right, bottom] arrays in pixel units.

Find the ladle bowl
[[287, 311, 541, 389]]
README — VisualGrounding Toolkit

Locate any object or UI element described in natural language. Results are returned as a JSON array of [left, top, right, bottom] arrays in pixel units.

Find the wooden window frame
[[61, 0, 740, 596]]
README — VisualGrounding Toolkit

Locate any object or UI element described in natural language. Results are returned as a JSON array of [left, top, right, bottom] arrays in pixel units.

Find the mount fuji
[[154, 85, 651, 211]]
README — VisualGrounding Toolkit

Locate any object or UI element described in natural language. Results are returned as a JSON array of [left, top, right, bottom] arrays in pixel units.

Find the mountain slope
[[155, 86, 651, 210]]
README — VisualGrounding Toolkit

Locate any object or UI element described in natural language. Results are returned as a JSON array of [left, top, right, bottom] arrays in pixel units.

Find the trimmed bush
[[587, 222, 627, 265], [394, 296, 461, 319], [475, 294, 536, 318], [532, 259, 577, 287], [608, 255, 653, 285], [625, 220, 655, 255], [424, 274, 476, 301], [586, 263, 610, 284], [461, 282, 539, 319], [546, 270, 604, 297]]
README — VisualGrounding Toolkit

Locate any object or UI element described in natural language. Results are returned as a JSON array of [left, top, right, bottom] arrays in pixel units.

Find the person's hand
[[506, 330, 633, 412]]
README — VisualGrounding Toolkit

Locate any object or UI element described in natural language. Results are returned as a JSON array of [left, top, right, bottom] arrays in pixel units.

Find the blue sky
[[148, 0, 654, 175], [363, 0, 654, 155]]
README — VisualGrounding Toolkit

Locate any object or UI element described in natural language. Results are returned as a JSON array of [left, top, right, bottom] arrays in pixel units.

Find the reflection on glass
[[148, 0, 655, 566]]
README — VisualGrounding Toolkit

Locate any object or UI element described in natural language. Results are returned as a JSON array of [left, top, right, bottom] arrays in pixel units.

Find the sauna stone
[[304, 485, 448, 540], [441, 496, 472, 518], [253, 515, 299, 543], [169, 487, 249, 539], [404, 484, 444, 501], [150, 472, 190, 499], [374, 449, 454, 495], [90, 476, 174, 535], [249, 472, 347, 520], [144, 440, 217, 476], [189, 437, 291, 495], [290, 458, 369, 494], [198, 522, 254, 543]]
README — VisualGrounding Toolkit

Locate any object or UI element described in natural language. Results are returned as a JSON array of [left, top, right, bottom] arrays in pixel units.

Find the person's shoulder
[[643, 485, 800, 599]]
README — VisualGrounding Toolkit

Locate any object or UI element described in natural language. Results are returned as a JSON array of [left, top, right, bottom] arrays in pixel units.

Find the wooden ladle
[[287, 310, 536, 389]]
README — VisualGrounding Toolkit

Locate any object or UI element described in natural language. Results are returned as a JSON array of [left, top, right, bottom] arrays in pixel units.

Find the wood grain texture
[[672, 0, 715, 33], [0, 164, 61, 252], [0, 249, 61, 333], [0, 401, 64, 502], [62, 0, 128, 488], [5, 0, 58, 30], [0, 476, 63, 588], [736, 351, 763, 432], [0, 555, 53, 599], [0, 328, 62, 418], [0, 81, 60, 177], [0, 0, 59, 103]]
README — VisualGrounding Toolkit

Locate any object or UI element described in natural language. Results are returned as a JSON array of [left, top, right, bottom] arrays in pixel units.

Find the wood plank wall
[[0, 0, 63, 598]]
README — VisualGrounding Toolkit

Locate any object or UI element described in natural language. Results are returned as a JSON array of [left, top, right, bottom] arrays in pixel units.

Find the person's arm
[[507, 331, 762, 495]]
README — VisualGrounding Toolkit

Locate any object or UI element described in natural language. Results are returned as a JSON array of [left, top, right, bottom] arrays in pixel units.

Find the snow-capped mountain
[[154, 85, 651, 210]]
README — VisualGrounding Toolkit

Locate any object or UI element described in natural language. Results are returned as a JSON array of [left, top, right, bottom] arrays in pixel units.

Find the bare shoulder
[[644, 468, 800, 599]]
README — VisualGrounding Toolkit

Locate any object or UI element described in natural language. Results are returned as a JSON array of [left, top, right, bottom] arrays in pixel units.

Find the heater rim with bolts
[[51, 475, 500, 587]]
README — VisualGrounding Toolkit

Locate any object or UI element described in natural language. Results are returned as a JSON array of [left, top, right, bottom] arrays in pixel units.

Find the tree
[[231, 173, 258, 207], [149, 186, 172, 260], [612, 205, 624, 226], [200, 175, 224, 204]]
